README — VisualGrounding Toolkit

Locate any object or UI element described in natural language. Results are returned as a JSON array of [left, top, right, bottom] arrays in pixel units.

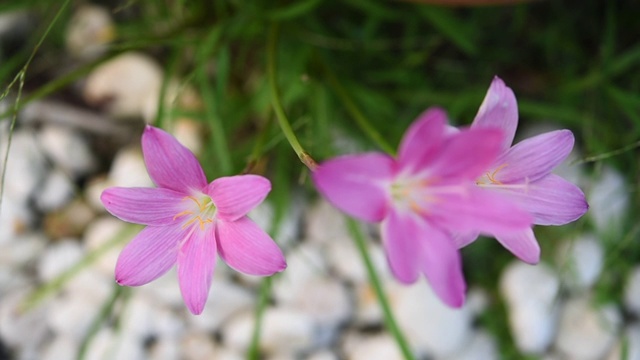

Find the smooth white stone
[[138, 268, 185, 308], [35, 167, 75, 212], [148, 336, 180, 360], [83, 216, 129, 277], [324, 239, 367, 284], [108, 145, 154, 188], [166, 119, 204, 156], [84, 328, 146, 360], [305, 200, 349, 243], [65, 268, 113, 304], [448, 330, 499, 360], [556, 235, 604, 290], [272, 243, 329, 304], [84, 175, 111, 212], [555, 298, 621, 360], [500, 261, 559, 306], [500, 261, 560, 355], [0, 264, 29, 292], [47, 292, 104, 340], [224, 308, 315, 355], [187, 279, 255, 332], [392, 279, 472, 358], [306, 350, 338, 360], [588, 166, 629, 235], [610, 324, 640, 360], [625, 267, 640, 315], [506, 302, 559, 355], [0, 129, 47, 203], [465, 287, 490, 316], [0, 231, 46, 266], [150, 304, 186, 338], [65, 4, 114, 59], [0, 195, 33, 244], [248, 196, 302, 250], [119, 294, 156, 339], [38, 125, 97, 178], [83, 52, 163, 120], [0, 289, 50, 349], [37, 239, 84, 281], [180, 332, 218, 360], [342, 333, 404, 360], [41, 335, 78, 360]]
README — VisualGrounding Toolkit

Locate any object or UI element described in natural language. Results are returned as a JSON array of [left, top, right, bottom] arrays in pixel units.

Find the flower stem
[[321, 59, 396, 155], [247, 276, 272, 360], [266, 23, 317, 170], [346, 218, 416, 360]]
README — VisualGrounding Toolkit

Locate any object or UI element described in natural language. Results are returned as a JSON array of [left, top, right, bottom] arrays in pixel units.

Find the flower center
[[173, 195, 216, 231], [390, 177, 435, 215], [476, 163, 508, 186]]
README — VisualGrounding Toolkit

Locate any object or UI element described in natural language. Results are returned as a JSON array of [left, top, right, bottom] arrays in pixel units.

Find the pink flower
[[454, 77, 589, 264], [101, 126, 286, 315], [312, 109, 533, 307]]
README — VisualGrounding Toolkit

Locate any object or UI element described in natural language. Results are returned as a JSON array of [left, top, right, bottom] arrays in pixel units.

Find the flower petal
[[472, 76, 519, 151], [398, 108, 446, 172], [381, 209, 421, 284], [216, 217, 286, 276], [177, 228, 217, 315], [496, 174, 588, 225], [493, 228, 540, 264], [428, 127, 503, 180], [115, 225, 183, 286], [312, 153, 394, 222], [433, 187, 533, 234], [495, 130, 575, 183], [101, 187, 187, 226], [142, 125, 207, 193], [418, 223, 466, 308], [452, 231, 480, 248], [205, 175, 271, 222]]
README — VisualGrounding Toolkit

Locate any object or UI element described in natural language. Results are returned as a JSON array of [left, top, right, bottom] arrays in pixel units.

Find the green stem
[[346, 218, 416, 360], [246, 276, 272, 360], [266, 23, 317, 170], [321, 59, 396, 155]]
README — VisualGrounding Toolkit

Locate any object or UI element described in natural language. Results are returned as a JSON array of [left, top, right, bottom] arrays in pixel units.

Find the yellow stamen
[[485, 163, 508, 185], [173, 210, 193, 220]]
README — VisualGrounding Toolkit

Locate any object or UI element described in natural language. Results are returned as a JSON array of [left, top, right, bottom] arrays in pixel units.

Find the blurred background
[[0, 0, 639, 359]]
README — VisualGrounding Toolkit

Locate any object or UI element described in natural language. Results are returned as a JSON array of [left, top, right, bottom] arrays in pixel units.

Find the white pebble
[[84, 175, 111, 212], [47, 292, 104, 340], [555, 298, 621, 360], [0, 231, 46, 266], [627, 268, 640, 316], [180, 332, 218, 360], [448, 330, 499, 360], [35, 167, 76, 211], [83, 52, 163, 120], [342, 333, 405, 360], [0, 289, 50, 349], [224, 308, 315, 355], [556, 235, 604, 291], [305, 200, 349, 243], [148, 336, 180, 360], [588, 166, 629, 235], [65, 4, 114, 59], [83, 216, 130, 277], [0, 129, 47, 204], [187, 279, 255, 332], [38, 125, 97, 178], [37, 239, 84, 281], [500, 261, 560, 355], [306, 350, 338, 360], [108, 145, 154, 188], [41, 335, 78, 360], [0, 195, 33, 244], [392, 279, 473, 358]]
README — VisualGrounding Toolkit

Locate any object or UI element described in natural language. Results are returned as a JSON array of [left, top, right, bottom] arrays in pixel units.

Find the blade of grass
[[346, 218, 416, 360]]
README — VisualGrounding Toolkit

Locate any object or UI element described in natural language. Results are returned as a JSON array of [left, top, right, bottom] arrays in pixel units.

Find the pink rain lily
[[101, 126, 286, 315], [312, 109, 533, 307], [455, 77, 589, 264]]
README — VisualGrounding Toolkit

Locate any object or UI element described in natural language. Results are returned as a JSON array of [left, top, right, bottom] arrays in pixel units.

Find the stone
[[65, 4, 114, 59], [0, 195, 33, 244], [148, 336, 180, 360], [84, 175, 111, 212], [224, 308, 315, 355], [186, 279, 255, 332], [391, 279, 473, 358], [625, 267, 640, 316], [38, 125, 97, 178], [555, 298, 621, 360], [83, 216, 131, 277], [37, 239, 84, 281], [588, 166, 629, 235], [43, 198, 96, 239], [342, 332, 405, 360], [305, 200, 349, 243], [108, 145, 154, 188], [0, 231, 46, 266], [34, 167, 75, 212], [47, 291, 106, 340], [449, 330, 499, 360], [556, 235, 604, 291], [0, 128, 47, 203], [41, 335, 78, 360], [0, 289, 50, 350], [83, 52, 163, 120], [499, 261, 560, 355], [180, 332, 218, 360], [306, 350, 338, 360]]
